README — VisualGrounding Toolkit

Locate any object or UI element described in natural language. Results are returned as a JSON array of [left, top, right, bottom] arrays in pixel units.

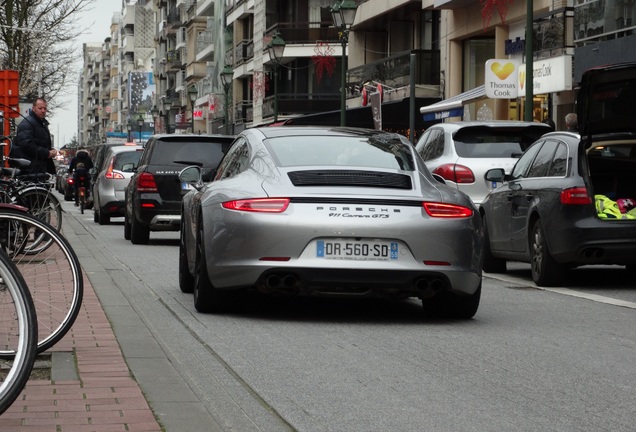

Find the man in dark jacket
[[10, 98, 57, 176], [68, 147, 94, 206]]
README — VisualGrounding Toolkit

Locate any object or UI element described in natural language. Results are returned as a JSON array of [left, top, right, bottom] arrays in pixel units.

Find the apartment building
[[79, 0, 636, 140]]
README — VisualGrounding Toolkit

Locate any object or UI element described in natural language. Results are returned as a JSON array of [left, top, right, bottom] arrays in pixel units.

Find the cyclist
[[68, 147, 94, 206]]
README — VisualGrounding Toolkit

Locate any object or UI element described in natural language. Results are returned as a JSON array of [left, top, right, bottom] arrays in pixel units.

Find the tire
[[98, 210, 110, 225], [179, 222, 194, 293], [482, 215, 506, 273], [18, 189, 63, 232], [193, 215, 232, 313], [0, 208, 83, 355], [64, 190, 73, 201], [124, 212, 131, 240], [0, 248, 38, 415], [130, 215, 150, 245], [422, 282, 481, 320], [93, 209, 99, 223], [530, 219, 565, 287]]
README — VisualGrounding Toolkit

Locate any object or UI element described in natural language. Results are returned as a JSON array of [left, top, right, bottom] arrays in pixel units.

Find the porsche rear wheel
[[422, 283, 481, 320], [179, 222, 194, 294], [193, 215, 232, 313]]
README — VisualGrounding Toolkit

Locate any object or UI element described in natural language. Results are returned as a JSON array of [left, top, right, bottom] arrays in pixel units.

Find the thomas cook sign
[[485, 59, 519, 99]]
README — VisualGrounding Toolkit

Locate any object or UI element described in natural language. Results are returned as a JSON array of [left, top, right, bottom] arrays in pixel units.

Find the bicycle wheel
[[79, 188, 85, 214], [0, 208, 83, 355], [0, 248, 38, 415], [16, 188, 63, 232]]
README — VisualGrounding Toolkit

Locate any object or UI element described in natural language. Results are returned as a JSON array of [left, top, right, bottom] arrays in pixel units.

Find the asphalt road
[[61, 196, 636, 432]]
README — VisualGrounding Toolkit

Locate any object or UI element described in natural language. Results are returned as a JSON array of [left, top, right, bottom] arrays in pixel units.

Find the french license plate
[[316, 239, 398, 261]]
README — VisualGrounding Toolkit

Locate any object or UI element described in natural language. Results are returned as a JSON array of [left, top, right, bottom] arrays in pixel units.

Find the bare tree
[[0, 0, 97, 113]]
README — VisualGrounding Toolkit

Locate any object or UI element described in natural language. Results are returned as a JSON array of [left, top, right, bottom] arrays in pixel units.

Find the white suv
[[415, 121, 552, 205]]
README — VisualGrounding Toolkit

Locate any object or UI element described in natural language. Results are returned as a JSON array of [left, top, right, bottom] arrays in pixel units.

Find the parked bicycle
[[0, 206, 83, 355], [0, 140, 63, 232], [0, 245, 38, 415]]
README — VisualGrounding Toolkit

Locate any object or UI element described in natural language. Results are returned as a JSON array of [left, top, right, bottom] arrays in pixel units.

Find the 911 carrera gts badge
[[316, 206, 399, 218]]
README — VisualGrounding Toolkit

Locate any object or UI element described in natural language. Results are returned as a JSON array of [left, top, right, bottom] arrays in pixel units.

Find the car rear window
[[266, 135, 415, 171], [152, 140, 230, 167], [113, 151, 142, 171], [453, 126, 548, 158]]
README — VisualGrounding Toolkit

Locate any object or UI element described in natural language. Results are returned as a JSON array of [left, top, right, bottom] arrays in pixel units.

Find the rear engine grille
[[288, 170, 412, 189]]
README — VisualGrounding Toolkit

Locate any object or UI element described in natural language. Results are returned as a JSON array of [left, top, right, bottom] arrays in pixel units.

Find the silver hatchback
[[92, 145, 143, 225], [415, 121, 552, 205]]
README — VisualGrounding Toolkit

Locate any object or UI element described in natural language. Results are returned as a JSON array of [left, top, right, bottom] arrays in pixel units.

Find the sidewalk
[[0, 206, 163, 431]]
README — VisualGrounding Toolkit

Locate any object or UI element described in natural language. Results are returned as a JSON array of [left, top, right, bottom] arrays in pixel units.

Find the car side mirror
[[179, 165, 202, 184], [121, 163, 135, 172], [484, 168, 506, 182]]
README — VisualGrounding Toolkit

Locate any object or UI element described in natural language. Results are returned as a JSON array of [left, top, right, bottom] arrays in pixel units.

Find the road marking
[[484, 274, 636, 309]]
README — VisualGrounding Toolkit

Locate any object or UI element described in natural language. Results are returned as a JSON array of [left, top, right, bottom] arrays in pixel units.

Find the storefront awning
[[419, 85, 486, 121]]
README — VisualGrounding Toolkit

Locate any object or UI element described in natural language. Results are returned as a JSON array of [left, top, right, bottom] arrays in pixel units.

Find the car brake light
[[423, 202, 473, 218], [137, 172, 158, 192], [433, 164, 475, 184], [560, 187, 592, 205], [222, 198, 290, 213], [67, 178, 74, 184], [104, 157, 125, 179]]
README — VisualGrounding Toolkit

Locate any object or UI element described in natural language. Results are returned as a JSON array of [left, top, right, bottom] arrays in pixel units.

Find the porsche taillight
[[222, 198, 290, 213], [423, 202, 474, 218], [137, 172, 158, 192]]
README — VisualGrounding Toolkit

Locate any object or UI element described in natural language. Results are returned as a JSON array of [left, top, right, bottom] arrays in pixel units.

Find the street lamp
[[162, 97, 172, 134], [150, 105, 159, 134], [126, 119, 133, 142], [220, 65, 234, 135], [188, 85, 198, 133], [136, 114, 144, 143], [267, 32, 286, 123], [331, 0, 358, 126]]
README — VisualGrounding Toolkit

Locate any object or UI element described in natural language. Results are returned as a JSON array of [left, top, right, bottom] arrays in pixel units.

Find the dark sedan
[[480, 62, 636, 286]]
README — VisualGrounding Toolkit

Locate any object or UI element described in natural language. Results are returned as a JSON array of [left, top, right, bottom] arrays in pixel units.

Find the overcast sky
[[49, 2, 120, 148]]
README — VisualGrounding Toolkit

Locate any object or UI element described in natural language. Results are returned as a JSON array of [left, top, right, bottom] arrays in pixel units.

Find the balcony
[[176, 27, 187, 49], [196, 29, 214, 62], [267, 22, 340, 45], [166, 50, 183, 71], [234, 40, 254, 65], [122, 5, 135, 29], [167, 7, 181, 25], [197, 0, 214, 17], [262, 93, 339, 120], [121, 34, 136, 54], [234, 101, 253, 123], [348, 50, 441, 90], [186, 61, 207, 80]]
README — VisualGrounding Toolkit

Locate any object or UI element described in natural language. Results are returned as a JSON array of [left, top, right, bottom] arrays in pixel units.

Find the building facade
[[78, 0, 636, 142]]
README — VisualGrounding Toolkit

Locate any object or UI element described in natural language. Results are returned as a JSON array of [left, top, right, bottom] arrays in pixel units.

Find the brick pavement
[[0, 271, 163, 431]]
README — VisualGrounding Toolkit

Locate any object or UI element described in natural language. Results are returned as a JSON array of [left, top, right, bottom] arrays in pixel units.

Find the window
[[215, 139, 249, 180], [527, 140, 559, 178], [510, 141, 544, 180], [548, 142, 568, 177], [417, 129, 444, 161]]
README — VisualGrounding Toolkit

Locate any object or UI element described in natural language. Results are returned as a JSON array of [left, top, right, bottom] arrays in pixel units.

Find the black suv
[[124, 134, 235, 244]]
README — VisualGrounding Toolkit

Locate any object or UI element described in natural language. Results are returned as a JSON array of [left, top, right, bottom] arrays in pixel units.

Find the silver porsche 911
[[178, 126, 483, 318]]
